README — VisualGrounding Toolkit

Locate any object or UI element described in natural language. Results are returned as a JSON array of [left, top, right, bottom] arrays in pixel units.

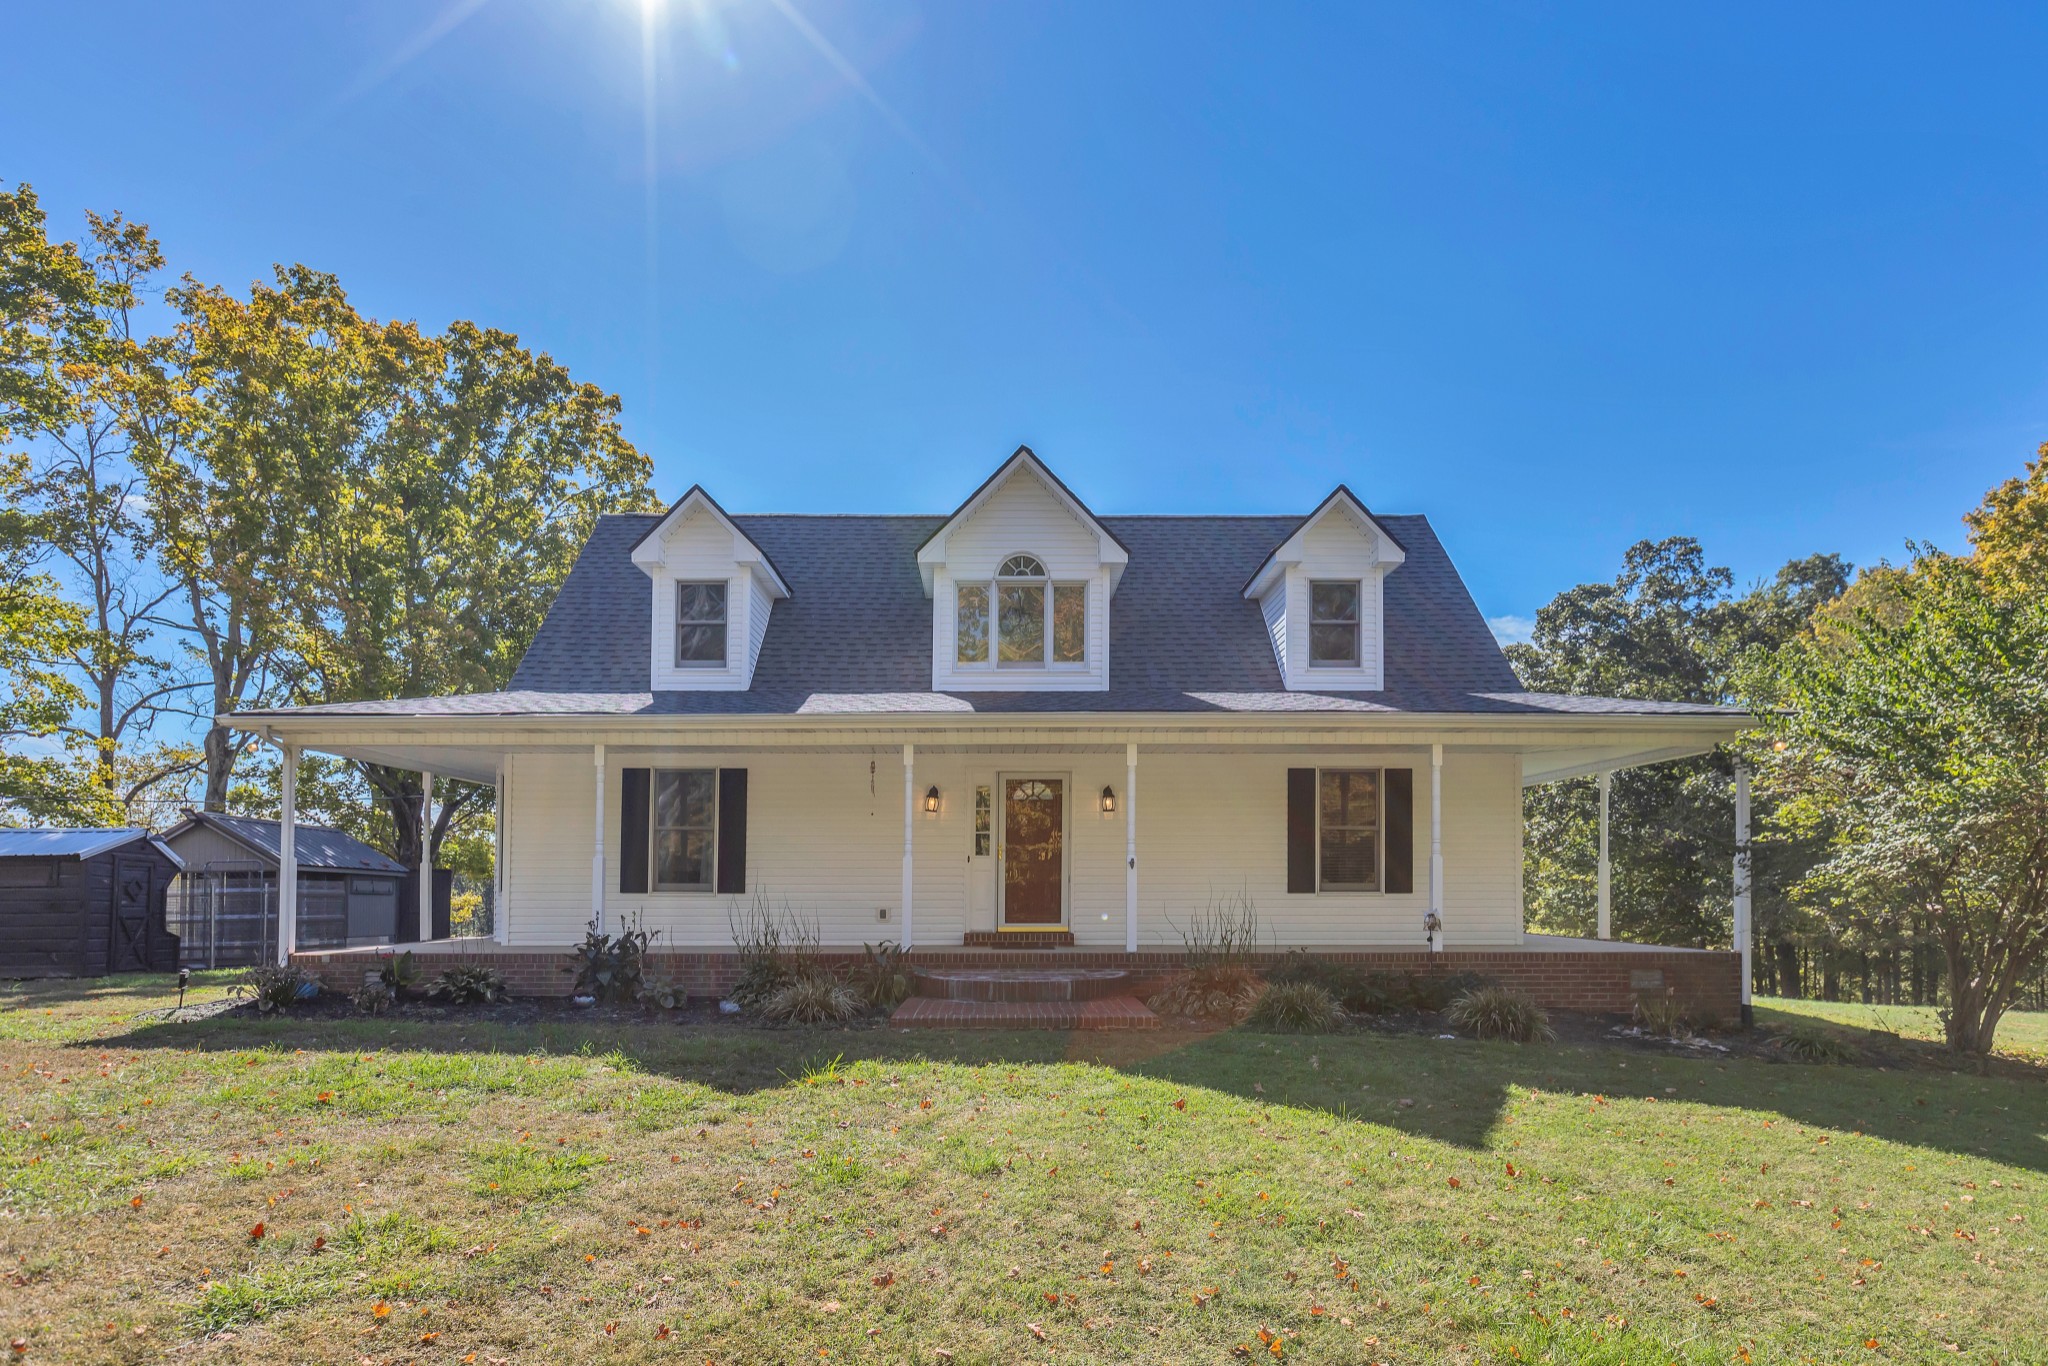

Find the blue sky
[[5, 1, 2046, 639]]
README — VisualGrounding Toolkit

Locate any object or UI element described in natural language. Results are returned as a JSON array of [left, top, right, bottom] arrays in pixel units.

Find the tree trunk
[[1775, 940, 1802, 999]]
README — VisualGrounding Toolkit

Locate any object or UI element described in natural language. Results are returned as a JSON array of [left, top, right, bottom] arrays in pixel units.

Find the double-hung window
[[653, 769, 717, 889], [1318, 768, 1380, 891], [955, 554, 1086, 666], [1309, 580, 1361, 667], [676, 581, 727, 666]]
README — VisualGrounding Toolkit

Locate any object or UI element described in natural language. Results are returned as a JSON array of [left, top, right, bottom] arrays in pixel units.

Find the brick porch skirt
[[291, 943, 1740, 1019]]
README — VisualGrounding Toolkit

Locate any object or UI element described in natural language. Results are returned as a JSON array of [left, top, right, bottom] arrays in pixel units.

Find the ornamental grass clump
[[1148, 967, 1260, 1023], [1633, 989, 1689, 1038], [1769, 1023, 1857, 1064], [1244, 981, 1344, 1033], [1445, 985, 1555, 1043], [727, 892, 825, 1014], [848, 940, 914, 1010], [759, 975, 865, 1025], [238, 962, 317, 1014]]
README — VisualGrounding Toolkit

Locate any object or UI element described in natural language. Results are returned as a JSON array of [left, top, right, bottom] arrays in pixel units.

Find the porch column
[[901, 743, 915, 950], [1734, 763, 1753, 1025], [1124, 742, 1138, 953], [493, 762, 507, 945], [419, 769, 434, 943], [276, 743, 298, 966], [1596, 770, 1612, 940], [1427, 743, 1444, 952], [591, 744, 606, 934]]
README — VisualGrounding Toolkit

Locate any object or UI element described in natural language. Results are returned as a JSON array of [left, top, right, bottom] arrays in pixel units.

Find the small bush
[[1769, 1023, 1857, 1064], [848, 940, 914, 1009], [1633, 990, 1689, 1038], [428, 964, 506, 1005], [1445, 985, 1555, 1043], [1406, 970, 1493, 1012], [238, 962, 317, 1014], [759, 976, 865, 1025], [1148, 966, 1260, 1023], [352, 984, 392, 1016], [728, 892, 824, 1012], [377, 950, 420, 997], [572, 916, 653, 1003], [1245, 981, 1344, 1033], [1168, 891, 1262, 971]]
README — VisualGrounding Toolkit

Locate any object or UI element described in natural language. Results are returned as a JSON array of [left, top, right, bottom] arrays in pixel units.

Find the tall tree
[[1509, 539, 1848, 955], [288, 304, 656, 871], [1964, 439, 2048, 596], [1764, 552, 2048, 1054], [0, 182, 194, 820], [126, 266, 409, 809]]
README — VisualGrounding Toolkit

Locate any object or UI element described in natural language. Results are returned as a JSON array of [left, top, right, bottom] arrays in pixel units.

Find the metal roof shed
[[0, 829, 184, 978]]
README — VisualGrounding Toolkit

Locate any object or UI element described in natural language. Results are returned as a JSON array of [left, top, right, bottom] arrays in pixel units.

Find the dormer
[[630, 486, 792, 690], [918, 447, 1129, 692], [1242, 486, 1407, 691]]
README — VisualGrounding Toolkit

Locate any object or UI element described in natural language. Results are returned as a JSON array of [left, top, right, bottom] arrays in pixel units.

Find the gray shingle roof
[[161, 812, 405, 873], [240, 512, 1743, 720]]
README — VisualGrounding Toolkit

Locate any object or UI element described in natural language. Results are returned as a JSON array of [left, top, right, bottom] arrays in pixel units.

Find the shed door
[[108, 858, 154, 973]]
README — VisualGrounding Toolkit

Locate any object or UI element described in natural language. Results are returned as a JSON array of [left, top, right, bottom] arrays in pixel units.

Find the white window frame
[[954, 554, 1087, 669], [651, 767, 718, 892], [1308, 579, 1363, 668], [675, 580, 729, 669], [1317, 766, 1383, 893]]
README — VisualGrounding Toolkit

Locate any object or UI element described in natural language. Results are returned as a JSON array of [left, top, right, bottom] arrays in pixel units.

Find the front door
[[108, 857, 154, 972], [1000, 777, 1065, 926]]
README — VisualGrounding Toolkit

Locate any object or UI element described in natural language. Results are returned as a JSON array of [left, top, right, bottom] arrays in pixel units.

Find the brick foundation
[[292, 942, 1739, 1020]]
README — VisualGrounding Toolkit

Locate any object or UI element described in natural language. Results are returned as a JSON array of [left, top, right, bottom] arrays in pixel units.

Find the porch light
[[1100, 785, 1116, 814], [924, 785, 941, 815]]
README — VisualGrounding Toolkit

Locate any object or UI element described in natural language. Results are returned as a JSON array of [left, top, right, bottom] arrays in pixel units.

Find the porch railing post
[[1427, 743, 1444, 952], [1597, 769, 1612, 940], [1124, 742, 1137, 954], [277, 742, 298, 967], [590, 746, 605, 935], [901, 743, 915, 951], [1734, 763, 1753, 1026], [420, 769, 435, 943]]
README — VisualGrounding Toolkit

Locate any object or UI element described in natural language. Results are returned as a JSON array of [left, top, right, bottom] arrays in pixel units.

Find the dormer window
[[675, 582, 728, 666], [1309, 580, 1361, 667], [954, 553, 1086, 667]]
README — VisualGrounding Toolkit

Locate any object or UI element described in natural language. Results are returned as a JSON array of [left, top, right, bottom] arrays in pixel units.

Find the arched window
[[955, 553, 1086, 667]]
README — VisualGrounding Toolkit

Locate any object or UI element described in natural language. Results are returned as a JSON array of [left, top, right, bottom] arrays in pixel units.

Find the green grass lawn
[[1757, 995, 2048, 1065], [1, 974, 2043, 1365]]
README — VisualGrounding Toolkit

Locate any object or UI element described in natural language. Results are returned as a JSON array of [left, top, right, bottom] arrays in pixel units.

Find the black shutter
[[1286, 768, 1316, 893], [620, 768, 650, 894], [1384, 768, 1414, 894], [716, 768, 748, 894]]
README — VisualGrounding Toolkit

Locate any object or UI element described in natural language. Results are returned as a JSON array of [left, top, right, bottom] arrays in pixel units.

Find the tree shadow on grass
[[95, 1003, 2048, 1174]]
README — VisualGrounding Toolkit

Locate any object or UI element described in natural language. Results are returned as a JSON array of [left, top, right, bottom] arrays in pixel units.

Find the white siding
[[1281, 513, 1390, 690], [644, 506, 778, 691], [502, 745, 1525, 950], [929, 467, 1113, 693], [747, 573, 774, 680]]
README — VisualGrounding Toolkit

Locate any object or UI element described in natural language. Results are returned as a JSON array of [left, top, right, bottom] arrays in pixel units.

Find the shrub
[[848, 940, 914, 1010], [1406, 970, 1493, 1012], [1345, 971, 1405, 1014], [572, 916, 653, 1003], [727, 892, 824, 1012], [1264, 953, 1403, 1013], [238, 962, 316, 1014], [377, 950, 420, 997], [1244, 981, 1344, 1033], [759, 976, 865, 1025], [351, 984, 392, 1016], [1633, 990, 1689, 1038], [1147, 966, 1260, 1023], [428, 964, 507, 1005], [1168, 890, 1262, 971], [1769, 1023, 1857, 1064], [1445, 985, 1555, 1043]]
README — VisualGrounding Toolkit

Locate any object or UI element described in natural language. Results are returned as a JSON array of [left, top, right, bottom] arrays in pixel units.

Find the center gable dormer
[[918, 447, 1128, 692], [630, 486, 791, 690], [1243, 486, 1407, 691]]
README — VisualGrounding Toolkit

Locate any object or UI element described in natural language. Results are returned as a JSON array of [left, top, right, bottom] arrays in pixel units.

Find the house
[[0, 828, 183, 979], [158, 811, 419, 968], [238, 447, 1756, 1018]]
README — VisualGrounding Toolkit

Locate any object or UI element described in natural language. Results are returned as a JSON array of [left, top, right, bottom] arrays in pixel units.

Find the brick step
[[960, 930, 1075, 948], [911, 967, 1133, 1003], [889, 995, 1160, 1030]]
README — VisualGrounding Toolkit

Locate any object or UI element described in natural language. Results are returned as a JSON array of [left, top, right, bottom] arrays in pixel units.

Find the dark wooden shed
[[0, 829, 184, 979]]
